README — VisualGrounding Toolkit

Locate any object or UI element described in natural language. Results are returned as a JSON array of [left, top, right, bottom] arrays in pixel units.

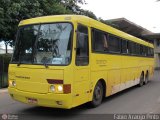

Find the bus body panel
[[8, 87, 73, 109], [90, 53, 154, 97], [9, 65, 64, 94]]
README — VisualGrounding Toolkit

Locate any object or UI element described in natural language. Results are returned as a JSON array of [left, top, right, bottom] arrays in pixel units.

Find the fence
[[0, 54, 11, 88]]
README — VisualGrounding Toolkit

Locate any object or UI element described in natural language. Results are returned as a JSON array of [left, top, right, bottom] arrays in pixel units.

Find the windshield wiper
[[42, 57, 49, 68], [17, 61, 21, 66], [44, 61, 49, 68]]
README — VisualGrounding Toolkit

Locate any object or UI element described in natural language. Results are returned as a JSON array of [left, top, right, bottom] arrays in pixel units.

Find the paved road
[[0, 71, 160, 119]]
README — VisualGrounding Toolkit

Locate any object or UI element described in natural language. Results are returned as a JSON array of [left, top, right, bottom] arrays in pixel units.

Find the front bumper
[[8, 87, 72, 109]]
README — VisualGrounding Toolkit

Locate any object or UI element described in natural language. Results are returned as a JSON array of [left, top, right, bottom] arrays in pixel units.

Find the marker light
[[50, 85, 55, 92], [56, 101, 63, 105], [57, 85, 63, 92], [12, 81, 16, 87], [63, 84, 71, 94]]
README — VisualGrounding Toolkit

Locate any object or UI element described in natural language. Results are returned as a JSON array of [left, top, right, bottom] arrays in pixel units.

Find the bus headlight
[[57, 85, 63, 92], [50, 85, 55, 92]]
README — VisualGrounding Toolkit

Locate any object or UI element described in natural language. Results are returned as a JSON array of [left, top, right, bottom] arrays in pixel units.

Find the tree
[[79, 9, 97, 20], [0, 0, 79, 53], [0, 0, 43, 53], [0, 0, 17, 53], [60, 0, 86, 14], [0, 0, 96, 53], [38, 0, 72, 16]]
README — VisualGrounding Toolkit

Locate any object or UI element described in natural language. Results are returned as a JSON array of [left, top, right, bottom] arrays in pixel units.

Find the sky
[[80, 0, 160, 33], [0, 41, 12, 49]]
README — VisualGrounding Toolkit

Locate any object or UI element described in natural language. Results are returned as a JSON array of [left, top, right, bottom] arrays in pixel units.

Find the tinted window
[[76, 25, 89, 66], [144, 46, 148, 56], [108, 34, 121, 53], [140, 45, 144, 56], [91, 28, 153, 58], [135, 44, 140, 55], [122, 39, 128, 54], [131, 42, 136, 54], [92, 30, 108, 52], [128, 41, 132, 54], [12, 25, 39, 63]]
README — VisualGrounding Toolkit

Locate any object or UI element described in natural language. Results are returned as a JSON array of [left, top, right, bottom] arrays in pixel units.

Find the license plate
[[27, 98, 38, 104]]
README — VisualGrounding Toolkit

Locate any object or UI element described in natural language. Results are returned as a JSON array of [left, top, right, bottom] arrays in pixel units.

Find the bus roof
[[19, 15, 153, 48], [18, 15, 87, 26]]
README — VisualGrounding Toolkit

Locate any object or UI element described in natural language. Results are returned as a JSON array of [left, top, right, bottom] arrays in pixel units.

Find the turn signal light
[[12, 81, 16, 86], [63, 84, 71, 94], [9, 80, 16, 87]]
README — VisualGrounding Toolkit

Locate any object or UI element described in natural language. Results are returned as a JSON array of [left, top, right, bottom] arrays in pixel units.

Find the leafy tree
[[79, 9, 97, 20], [0, 0, 99, 53], [0, 0, 43, 53], [60, 0, 86, 13], [0, 0, 76, 53], [38, 0, 72, 15]]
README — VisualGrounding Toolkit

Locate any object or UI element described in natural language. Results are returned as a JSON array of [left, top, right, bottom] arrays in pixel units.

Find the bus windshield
[[12, 23, 73, 66]]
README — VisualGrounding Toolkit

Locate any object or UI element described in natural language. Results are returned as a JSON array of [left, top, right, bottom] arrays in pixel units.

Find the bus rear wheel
[[90, 81, 103, 107], [138, 73, 144, 87]]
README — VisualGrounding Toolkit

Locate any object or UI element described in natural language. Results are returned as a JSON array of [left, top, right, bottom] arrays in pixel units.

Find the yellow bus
[[8, 15, 154, 109]]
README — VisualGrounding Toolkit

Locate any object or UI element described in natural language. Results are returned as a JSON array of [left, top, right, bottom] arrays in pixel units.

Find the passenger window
[[144, 46, 147, 56], [122, 39, 128, 54], [135, 44, 140, 55], [108, 35, 121, 53], [140, 45, 143, 56], [127, 41, 131, 54], [140, 45, 147, 56], [92, 30, 109, 52], [130, 42, 136, 55], [76, 24, 89, 66]]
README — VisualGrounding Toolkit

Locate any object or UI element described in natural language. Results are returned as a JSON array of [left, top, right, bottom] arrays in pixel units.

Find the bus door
[[73, 24, 90, 106]]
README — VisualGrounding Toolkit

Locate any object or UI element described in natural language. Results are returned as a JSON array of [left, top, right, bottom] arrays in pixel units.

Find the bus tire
[[90, 81, 103, 107], [144, 71, 149, 84], [138, 72, 144, 87]]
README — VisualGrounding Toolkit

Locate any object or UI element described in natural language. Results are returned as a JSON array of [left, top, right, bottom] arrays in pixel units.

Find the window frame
[[11, 22, 74, 66], [108, 34, 121, 53], [121, 39, 128, 54], [92, 28, 122, 54], [91, 27, 154, 58]]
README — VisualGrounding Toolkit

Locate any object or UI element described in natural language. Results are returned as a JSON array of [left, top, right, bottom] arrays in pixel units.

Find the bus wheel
[[138, 73, 144, 87], [90, 81, 103, 107], [144, 72, 149, 84]]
